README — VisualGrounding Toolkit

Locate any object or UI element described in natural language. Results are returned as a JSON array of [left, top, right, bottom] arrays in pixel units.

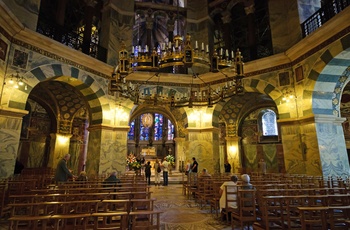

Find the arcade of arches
[[1, 1, 350, 180]]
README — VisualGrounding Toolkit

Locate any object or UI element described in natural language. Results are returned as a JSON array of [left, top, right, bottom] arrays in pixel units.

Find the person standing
[[224, 160, 231, 174], [145, 161, 152, 185], [191, 157, 198, 173], [55, 154, 74, 183], [185, 160, 191, 176], [154, 159, 161, 187], [162, 157, 169, 186], [258, 158, 267, 174], [191, 157, 198, 185]]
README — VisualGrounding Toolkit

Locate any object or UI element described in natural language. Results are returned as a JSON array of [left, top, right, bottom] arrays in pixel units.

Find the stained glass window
[[128, 120, 135, 140], [262, 110, 278, 136], [168, 121, 174, 140], [154, 113, 163, 141], [140, 114, 150, 141], [128, 113, 174, 141]]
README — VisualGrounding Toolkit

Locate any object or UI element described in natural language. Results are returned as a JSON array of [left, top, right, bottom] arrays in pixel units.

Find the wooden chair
[[210, 181, 223, 217], [221, 184, 238, 223], [129, 210, 163, 230], [328, 205, 350, 229], [298, 206, 328, 230], [232, 189, 257, 230]]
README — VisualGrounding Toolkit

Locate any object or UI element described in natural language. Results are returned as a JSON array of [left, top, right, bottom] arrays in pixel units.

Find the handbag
[[157, 165, 161, 173]]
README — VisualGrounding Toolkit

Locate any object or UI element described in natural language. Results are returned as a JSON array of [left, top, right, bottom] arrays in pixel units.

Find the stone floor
[[151, 184, 234, 230]]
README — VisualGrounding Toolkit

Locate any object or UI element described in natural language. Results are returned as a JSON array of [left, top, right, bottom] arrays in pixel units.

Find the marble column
[[82, 0, 97, 55], [100, 0, 134, 66], [244, 2, 257, 60], [314, 115, 350, 178], [187, 127, 220, 174], [145, 12, 154, 50], [221, 11, 232, 52], [174, 137, 185, 172], [225, 136, 241, 174], [48, 133, 72, 169], [86, 125, 129, 176], [0, 107, 28, 179]]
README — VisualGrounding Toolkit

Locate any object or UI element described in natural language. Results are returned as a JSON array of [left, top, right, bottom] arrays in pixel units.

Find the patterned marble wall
[[86, 126, 128, 176], [187, 130, 219, 175], [315, 116, 350, 177], [0, 109, 28, 178], [101, 1, 134, 66], [2, 0, 40, 31], [281, 122, 322, 176], [298, 0, 321, 23], [268, 0, 302, 54]]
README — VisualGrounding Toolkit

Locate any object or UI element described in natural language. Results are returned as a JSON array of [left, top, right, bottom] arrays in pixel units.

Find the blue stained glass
[[168, 121, 174, 140], [128, 120, 135, 140], [154, 113, 163, 141], [140, 115, 149, 141]]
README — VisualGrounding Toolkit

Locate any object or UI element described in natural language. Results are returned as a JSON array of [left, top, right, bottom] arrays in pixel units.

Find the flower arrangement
[[126, 153, 142, 170], [165, 154, 175, 166]]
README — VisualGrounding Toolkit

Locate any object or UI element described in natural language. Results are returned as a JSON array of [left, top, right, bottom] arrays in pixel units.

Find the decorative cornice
[[0, 106, 28, 118], [88, 124, 130, 131]]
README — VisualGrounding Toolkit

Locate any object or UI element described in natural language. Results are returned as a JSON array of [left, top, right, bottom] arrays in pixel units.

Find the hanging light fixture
[[110, 40, 245, 108], [109, 0, 244, 108]]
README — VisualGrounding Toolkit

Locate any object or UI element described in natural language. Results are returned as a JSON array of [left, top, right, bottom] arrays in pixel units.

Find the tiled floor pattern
[[151, 184, 233, 230]]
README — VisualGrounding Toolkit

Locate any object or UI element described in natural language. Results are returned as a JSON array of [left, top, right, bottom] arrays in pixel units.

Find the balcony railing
[[301, 0, 350, 37], [36, 20, 107, 63]]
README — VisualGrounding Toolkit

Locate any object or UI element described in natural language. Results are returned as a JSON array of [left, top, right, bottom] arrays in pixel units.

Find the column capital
[[314, 114, 346, 124], [225, 136, 241, 142], [0, 106, 28, 118]]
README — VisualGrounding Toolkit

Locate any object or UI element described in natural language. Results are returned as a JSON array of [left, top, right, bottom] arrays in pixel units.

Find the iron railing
[[301, 0, 350, 37], [36, 20, 107, 63]]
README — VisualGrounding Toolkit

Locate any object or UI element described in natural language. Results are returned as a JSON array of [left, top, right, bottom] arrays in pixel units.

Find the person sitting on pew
[[241, 174, 253, 189], [199, 168, 211, 178], [219, 175, 238, 211], [103, 171, 120, 187], [76, 171, 88, 181]]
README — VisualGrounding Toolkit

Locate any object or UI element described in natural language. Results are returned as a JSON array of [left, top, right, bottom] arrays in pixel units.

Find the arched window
[[258, 109, 279, 143], [128, 113, 174, 141]]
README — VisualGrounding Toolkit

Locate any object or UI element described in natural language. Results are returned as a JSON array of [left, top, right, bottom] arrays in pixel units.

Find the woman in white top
[[153, 159, 161, 186]]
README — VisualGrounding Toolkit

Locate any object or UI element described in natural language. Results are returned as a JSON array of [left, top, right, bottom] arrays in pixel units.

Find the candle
[[201, 43, 204, 50], [220, 48, 223, 56], [175, 40, 179, 48], [168, 42, 172, 49], [206, 45, 209, 53], [132, 46, 134, 54], [195, 41, 198, 49], [226, 49, 229, 57], [145, 45, 148, 53]]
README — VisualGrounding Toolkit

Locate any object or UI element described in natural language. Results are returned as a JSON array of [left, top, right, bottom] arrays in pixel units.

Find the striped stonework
[[8, 64, 110, 126]]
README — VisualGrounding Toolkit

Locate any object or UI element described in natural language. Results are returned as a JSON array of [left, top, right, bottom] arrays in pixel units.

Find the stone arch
[[308, 34, 350, 116], [8, 64, 110, 126], [212, 78, 283, 126], [312, 52, 350, 116]]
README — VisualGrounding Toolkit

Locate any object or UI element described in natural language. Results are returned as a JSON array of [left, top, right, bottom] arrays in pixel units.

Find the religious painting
[[0, 38, 8, 61], [295, 66, 304, 82], [278, 72, 290, 86], [12, 49, 28, 69]]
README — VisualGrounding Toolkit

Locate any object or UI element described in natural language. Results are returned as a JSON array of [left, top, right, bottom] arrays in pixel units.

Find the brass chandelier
[[110, 34, 245, 108]]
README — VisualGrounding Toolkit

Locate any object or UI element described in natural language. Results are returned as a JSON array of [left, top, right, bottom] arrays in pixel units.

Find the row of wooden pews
[[182, 172, 350, 229], [2, 171, 163, 230]]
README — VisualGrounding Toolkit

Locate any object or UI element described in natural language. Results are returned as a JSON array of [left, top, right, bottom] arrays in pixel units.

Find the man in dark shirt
[[191, 157, 198, 173], [224, 160, 231, 174]]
